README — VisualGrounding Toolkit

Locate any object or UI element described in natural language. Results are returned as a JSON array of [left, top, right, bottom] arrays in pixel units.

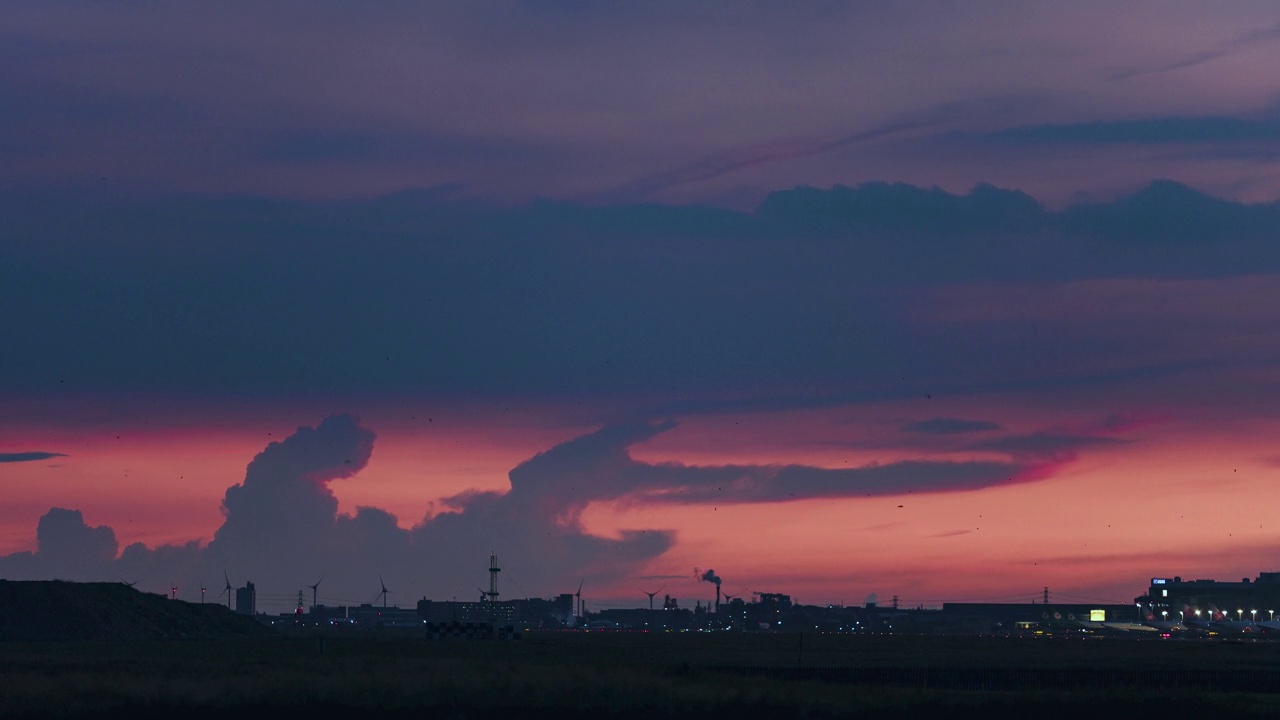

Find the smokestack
[[696, 568, 723, 613]]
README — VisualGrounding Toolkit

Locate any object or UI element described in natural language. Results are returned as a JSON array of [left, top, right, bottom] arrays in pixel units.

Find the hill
[[0, 580, 268, 641]]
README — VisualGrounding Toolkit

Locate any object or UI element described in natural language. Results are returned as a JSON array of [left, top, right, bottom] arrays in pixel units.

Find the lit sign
[[1152, 578, 1167, 585], [1090, 609, 1106, 622]]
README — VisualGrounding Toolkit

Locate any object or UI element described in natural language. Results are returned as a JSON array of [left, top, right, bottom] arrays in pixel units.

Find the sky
[[3, 1, 1280, 614]]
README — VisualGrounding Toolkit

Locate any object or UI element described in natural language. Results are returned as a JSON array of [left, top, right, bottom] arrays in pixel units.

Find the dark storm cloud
[[902, 418, 1003, 435], [3, 179, 1280, 404], [0, 452, 66, 463]]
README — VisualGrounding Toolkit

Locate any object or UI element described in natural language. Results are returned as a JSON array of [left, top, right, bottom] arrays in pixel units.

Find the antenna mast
[[487, 552, 500, 603]]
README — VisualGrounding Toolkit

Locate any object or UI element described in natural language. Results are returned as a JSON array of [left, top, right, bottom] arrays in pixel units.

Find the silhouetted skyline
[[4, 3, 1280, 613]]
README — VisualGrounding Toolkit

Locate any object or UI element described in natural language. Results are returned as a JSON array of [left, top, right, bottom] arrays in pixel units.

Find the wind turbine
[[200, 584, 206, 604], [575, 579, 584, 619], [119, 578, 139, 589], [376, 575, 391, 608], [307, 575, 325, 609], [170, 584, 178, 600], [641, 586, 665, 630], [221, 571, 233, 609]]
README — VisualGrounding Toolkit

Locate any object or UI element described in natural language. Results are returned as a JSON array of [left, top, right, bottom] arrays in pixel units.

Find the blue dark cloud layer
[[902, 418, 1003, 435], [0, 452, 66, 463], [3, 180, 1279, 400]]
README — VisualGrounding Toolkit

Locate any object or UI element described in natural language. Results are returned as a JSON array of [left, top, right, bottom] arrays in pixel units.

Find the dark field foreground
[[6, 632, 1280, 718]]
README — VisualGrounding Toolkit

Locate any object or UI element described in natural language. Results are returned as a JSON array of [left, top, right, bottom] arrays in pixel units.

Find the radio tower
[[486, 552, 501, 603]]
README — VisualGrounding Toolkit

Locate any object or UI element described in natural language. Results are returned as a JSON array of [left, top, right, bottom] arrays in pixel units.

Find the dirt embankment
[[0, 580, 267, 641]]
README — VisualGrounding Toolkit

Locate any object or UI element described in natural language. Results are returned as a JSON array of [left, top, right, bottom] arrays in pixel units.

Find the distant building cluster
[[234, 562, 1280, 638], [1136, 573, 1280, 628]]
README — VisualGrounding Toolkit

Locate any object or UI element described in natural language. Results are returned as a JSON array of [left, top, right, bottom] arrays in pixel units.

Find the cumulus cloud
[[0, 413, 1116, 606], [209, 413, 375, 557], [0, 508, 119, 581], [0, 416, 676, 604]]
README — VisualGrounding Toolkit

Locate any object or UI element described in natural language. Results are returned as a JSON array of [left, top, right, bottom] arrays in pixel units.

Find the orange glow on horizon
[[2, 395, 1278, 607]]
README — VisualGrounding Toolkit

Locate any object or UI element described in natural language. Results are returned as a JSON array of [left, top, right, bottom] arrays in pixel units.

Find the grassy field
[[5, 631, 1280, 718]]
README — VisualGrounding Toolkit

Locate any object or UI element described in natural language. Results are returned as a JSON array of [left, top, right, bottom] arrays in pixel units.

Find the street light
[[1238, 609, 1244, 621]]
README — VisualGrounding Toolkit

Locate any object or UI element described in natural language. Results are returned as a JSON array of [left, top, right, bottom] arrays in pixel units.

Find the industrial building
[[235, 581, 255, 616], [939, 603, 1139, 632], [1136, 573, 1280, 623]]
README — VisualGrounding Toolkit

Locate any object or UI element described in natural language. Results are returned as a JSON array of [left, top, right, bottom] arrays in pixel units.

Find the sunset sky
[[4, 2, 1280, 614]]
